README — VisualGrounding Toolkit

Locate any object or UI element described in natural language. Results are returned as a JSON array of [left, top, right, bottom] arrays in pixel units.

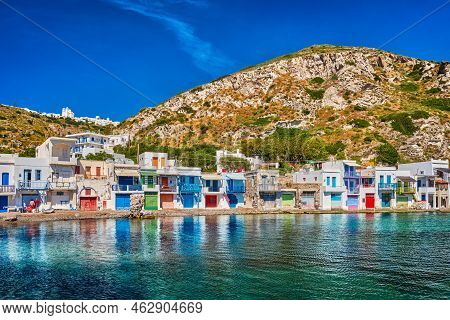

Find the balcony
[[49, 181, 77, 190], [179, 184, 202, 193], [85, 173, 106, 180], [160, 185, 178, 193], [226, 184, 245, 193], [50, 156, 77, 165], [344, 171, 360, 178], [258, 183, 280, 192], [396, 187, 415, 194], [347, 186, 360, 194], [203, 186, 223, 193], [378, 183, 396, 190], [323, 185, 346, 193], [142, 184, 159, 192], [18, 180, 49, 190], [0, 185, 15, 193], [361, 183, 375, 188], [112, 184, 142, 192]]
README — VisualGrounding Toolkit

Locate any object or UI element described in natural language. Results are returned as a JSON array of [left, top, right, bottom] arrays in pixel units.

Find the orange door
[[96, 167, 101, 176], [160, 194, 174, 209]]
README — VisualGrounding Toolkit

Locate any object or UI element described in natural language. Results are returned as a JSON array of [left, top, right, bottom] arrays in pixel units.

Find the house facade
[[245, 170, 281, 209], [0, 154, 16, 212], [223, 173, 246, 208]]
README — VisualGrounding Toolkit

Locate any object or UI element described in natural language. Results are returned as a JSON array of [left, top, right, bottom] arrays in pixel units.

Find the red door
[[80, 197, 97, 211], [205, 195, 217, 208], [365, 194, 375, 209]]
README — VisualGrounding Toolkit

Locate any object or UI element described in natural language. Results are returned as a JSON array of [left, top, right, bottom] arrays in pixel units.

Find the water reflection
[[0, 213, 448, 299]]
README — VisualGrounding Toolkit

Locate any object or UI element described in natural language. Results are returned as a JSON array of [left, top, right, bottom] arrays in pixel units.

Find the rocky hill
[[117, 45, 449, 163], [0, 104, 113, 156]]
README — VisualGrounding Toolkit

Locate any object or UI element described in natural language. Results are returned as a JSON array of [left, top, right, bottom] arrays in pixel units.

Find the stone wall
[[130, 193, 143, 217]]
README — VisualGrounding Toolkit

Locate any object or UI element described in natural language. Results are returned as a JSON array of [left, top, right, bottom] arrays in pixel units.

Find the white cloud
[[104, 0, 233, 73]]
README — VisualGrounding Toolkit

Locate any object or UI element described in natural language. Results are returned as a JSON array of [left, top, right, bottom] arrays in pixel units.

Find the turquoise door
[[331, 193, 341, 209], [332, 177, 336, 187], [381, 193, 391, 208], [0, 196, 8, 212], [182, 194, 194, 208], [387, 175, 391, 184], [115, 194, 131, 210]]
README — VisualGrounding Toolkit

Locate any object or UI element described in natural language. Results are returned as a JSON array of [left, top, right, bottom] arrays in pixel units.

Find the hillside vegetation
[[117, 45, 449, 165], [0, 104, 113, 156]]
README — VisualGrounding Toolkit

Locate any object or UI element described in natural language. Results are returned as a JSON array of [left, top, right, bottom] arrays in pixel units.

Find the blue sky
[[0, 0, 449, 120]]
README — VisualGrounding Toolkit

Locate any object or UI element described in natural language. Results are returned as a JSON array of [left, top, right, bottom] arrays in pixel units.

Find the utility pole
[[137, 143, 140, 164]]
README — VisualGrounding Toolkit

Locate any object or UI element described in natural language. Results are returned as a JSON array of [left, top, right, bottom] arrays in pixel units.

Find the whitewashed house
[[36, 137, 78, 210]]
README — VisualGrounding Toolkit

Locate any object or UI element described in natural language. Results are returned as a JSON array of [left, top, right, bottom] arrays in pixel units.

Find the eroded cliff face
[[117, 45, 449, 161]]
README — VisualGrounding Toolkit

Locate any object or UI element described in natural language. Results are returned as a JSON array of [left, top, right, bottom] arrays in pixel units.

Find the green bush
[[399, 82, 418, 92], [406, 64, 424, 81], [350, 118, 370, 128], [302, 109, 311, 115], [85, 151, 114, 161], [220, 156, 250, 172], [310, 77, 325, 85], [302, 137, 327, 160], [305, 88, 325, 100], [425, 87, 441, 94], [325, 141, 345, 155], [381, 113, 416, 136], [410, 110, 429, 119], [328, 115, 338, 122], [19, 147, 36, 157], [353, 105, 367, 111], [363, 136, 373, 144], [376, 143, 399, 165], [422, 98, 450, 111], [254, 117, 272, 126]]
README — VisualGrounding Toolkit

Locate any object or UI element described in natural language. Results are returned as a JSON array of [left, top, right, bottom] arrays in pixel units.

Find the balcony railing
[[396, 187, 415, 194], [18, 181, 49, 190], [323, 185, 346, 193], [203, 186, 222, 193], [347, 186, 360, 194], [160, 185, 177, 193], [49, 181, 77, 190], [226, 185, 245, 193], [258, 183, 280, 192], [85, 173, 106, 179], [0, 185, 15, 193], [378, 183, 396, 190], [361, 183, 375, 188], [344, 171, 360, 178], [179, 184, 202, 193], [50, 156, 77, 165], [112, 184, 142, 192]]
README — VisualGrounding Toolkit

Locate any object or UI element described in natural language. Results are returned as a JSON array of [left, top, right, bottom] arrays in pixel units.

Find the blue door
[[228, 194, 238, 208], [0, 196, 8, 212], [115, 194, 131, 210], [332, 177, 336, 187], [2, 173, 9, 185], [381, 193, 391, 208], [182, 194, 194, 208]]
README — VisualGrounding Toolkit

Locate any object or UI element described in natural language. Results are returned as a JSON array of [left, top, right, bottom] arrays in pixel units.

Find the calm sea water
[[0, 213, 449, 300]]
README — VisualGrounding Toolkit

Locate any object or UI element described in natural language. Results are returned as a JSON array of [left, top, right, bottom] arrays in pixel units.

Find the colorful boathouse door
[[365, 194, 375, 209], [381, 193, 391, 208], [144, 193, 158, 210], [0, 196, 7, 212]]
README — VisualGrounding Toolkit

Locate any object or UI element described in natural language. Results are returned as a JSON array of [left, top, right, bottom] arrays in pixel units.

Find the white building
[[61, 107, 75, 118], [374, 167, 397, 209], [36, 137, 78, 210], [398, 160, 449, 209]]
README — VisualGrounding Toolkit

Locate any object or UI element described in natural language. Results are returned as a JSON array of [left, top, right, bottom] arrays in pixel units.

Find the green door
[[282, 193, 295, 207], [144, 193, 158, 210]]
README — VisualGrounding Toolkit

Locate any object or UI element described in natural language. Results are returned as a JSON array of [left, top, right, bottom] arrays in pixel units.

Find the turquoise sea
[[0, 213, 449, 299]]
